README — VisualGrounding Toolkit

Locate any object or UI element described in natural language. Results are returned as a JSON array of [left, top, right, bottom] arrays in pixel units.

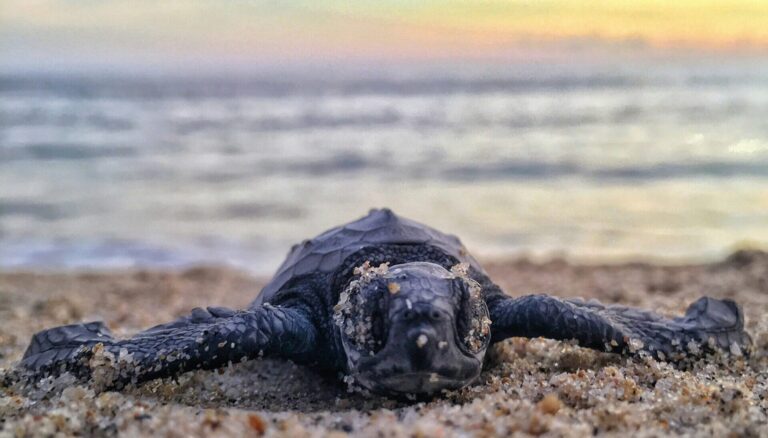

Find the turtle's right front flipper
[[19, 305, 317, 388]]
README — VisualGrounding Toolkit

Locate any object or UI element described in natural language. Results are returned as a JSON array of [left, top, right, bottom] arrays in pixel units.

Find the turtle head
[[333, 262, 490, 396]]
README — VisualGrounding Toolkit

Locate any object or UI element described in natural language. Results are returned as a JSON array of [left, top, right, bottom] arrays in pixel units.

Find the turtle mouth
[[355, 369, 480, 395], [379, 372, 472, 394], [353, 349, 483, 395]]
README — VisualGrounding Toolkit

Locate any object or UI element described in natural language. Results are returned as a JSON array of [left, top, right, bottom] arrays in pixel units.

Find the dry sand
[[1, 251, 767, 437]]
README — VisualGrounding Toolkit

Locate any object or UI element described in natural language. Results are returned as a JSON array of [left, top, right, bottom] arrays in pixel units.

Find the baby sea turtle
[[20, 209, 751, 396]]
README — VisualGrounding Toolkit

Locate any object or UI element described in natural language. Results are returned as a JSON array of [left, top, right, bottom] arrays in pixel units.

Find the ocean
[[1, 60, 767, 274]]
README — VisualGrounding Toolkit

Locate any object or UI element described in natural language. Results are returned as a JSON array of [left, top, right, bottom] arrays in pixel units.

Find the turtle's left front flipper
[[488, 295, 751, 361], [19, 305, 317, 388]]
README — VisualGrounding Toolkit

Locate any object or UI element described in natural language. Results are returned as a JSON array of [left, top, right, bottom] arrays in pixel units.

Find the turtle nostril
[[402, 310, 415, 321], [429, 309, 442, 321]]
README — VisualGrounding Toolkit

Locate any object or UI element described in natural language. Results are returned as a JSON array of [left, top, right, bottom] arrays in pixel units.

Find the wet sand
[[1, 251, 767, 437]]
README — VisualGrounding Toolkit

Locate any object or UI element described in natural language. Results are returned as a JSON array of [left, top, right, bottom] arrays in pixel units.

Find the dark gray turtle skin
[[19, 209, 752, 396]]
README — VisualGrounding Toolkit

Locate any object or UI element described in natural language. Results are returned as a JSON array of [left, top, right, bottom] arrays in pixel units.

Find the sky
[[2, 0, 768, 73]]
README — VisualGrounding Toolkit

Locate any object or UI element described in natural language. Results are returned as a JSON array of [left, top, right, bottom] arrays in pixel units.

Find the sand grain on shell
[[1, 251, 768, 437]]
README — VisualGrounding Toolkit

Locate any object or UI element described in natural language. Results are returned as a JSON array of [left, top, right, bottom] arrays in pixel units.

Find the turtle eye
[[367, 297, 387, 352], [334, 280, 388, 355], [454, 278, 491, 354]]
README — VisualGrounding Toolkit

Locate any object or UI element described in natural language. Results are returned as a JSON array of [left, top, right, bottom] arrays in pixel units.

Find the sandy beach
[[1, 250, 767, 437]]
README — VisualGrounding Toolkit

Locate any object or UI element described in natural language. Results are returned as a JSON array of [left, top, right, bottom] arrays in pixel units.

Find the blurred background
[[1, 1, 767, 274]]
